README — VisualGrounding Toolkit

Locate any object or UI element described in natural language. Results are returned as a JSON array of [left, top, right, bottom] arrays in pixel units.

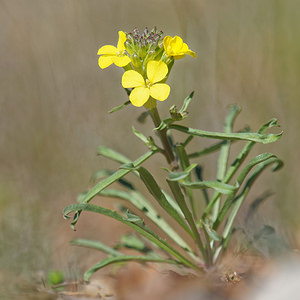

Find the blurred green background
[[1, 0, 299, 290]]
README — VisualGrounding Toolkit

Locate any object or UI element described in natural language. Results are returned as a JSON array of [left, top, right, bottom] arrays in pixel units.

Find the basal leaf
[[63, 203, 200, 271], [70, 238, 122, 257], [84, 255, 179, 281]]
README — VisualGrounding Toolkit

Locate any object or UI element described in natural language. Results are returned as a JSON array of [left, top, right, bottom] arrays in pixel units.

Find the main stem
[[149, 106, 211, 267], [148, 107, 178, 169]]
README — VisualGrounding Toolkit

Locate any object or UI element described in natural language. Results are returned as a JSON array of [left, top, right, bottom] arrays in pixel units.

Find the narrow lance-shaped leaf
[[84, 255, 180, 281], [202, 220, 221, 242], [169, 124, 282, 144], [214, 153, 278, 229], [217, 104, 241, 181], [97, 146, 131, 164], [167, 179, 207, 261], [181, 181, 238, 195], [109, 100, 131, 113], [175, 145, 196, 217], [179, 91, 194, 114], [214, 156, 283, 261], [99, 188, 199, 262], [122, 165, 194, 237], [119, 234, 147, 251], [165, 163, 197, 182], [132, 126, 159, 151], [90, 169, 135, 190], [213, 105, 241, 222], [70, 239, 123, 257], [81, 151, 155, 205], [63, 203, 201, 271], [213, 157, 283, 263], [187, 127, 250, 159], [202, 119, 281, 219], [156, 91, 194, 131], [69, 151, 156, 229]]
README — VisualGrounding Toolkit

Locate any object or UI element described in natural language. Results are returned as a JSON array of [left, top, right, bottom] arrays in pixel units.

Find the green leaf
[[217, 105, 241, 182], [202, 221, 221, 242], [214, 154, 280, 230], [70, 238, 123, 257], [155, 92, 194, 131], [120, 234, 146, 251], [99, 188, 199, 262], [84, 255, 180, 281], [213, 105, 241, 222], [132, 126, 158, 151], [181, 181, 238, 195], [164, 163, 197, 181], [63, 203, 200, 271], [175, 145, 197, 219], [135, 167, 193, 237], [169, 124, 282, 144], [235, 153, 276, 185], [67, 151, 155, 228], [179, 91, 194, 114], [109, 100, 131, 113], [97, 146, 131, 164], [187, 127, 250, 159], [217, 156, 283, 255], [124, 211, 145, 226], [81, 151, 155, 205], [167, 179, 206, 259], [155, 118, 173, 131], [202, 119, 282, 219]]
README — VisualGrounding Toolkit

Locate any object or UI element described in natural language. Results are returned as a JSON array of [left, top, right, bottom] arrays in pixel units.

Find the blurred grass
[[0, 0, 300, 287]]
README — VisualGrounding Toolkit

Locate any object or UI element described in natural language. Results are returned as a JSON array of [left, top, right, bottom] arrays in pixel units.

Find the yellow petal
[[164, 36, 183, 55], [163, 36, 197, 58], [129, 87, 150, 107], [163, 36, 172, 48], [163, 36, 173, 56], [122, 70, 145, 88], [169, 36, 184, 52], [97, 45, 118, 55], [117, 31, 127, 51], [182, 43, 197, 58], [186, 50, 197, 58], [98, 55, 114, 69], [163, 36, 172, 46], [173, 55, 185, 60], [147, 61, 168, 84], [150, 83, 170, 101], [113, 55, 131, 67]]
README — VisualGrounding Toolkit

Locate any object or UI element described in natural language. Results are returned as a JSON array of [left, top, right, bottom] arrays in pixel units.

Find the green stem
[[167, 180, 207, 264], [175, 144, 197, 220], [148, 106, 178, 169]]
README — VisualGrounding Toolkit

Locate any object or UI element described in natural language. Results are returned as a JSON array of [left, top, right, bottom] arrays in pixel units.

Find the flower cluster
[[97, 28, 196, 108]]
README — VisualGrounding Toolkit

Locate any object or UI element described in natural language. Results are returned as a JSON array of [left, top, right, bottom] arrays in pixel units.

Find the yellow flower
[[163, 36, 197, 59], [122, 61, 170, 107], [97, 31, 131, 69]]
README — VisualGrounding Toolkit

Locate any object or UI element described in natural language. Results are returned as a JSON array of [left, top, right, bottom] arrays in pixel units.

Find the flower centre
[[145, 79, 152, 88], [117, 50, 126, 57]]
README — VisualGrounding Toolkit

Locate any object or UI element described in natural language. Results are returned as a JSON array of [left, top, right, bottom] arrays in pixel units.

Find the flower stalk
[[148, 105, 178, 169]]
